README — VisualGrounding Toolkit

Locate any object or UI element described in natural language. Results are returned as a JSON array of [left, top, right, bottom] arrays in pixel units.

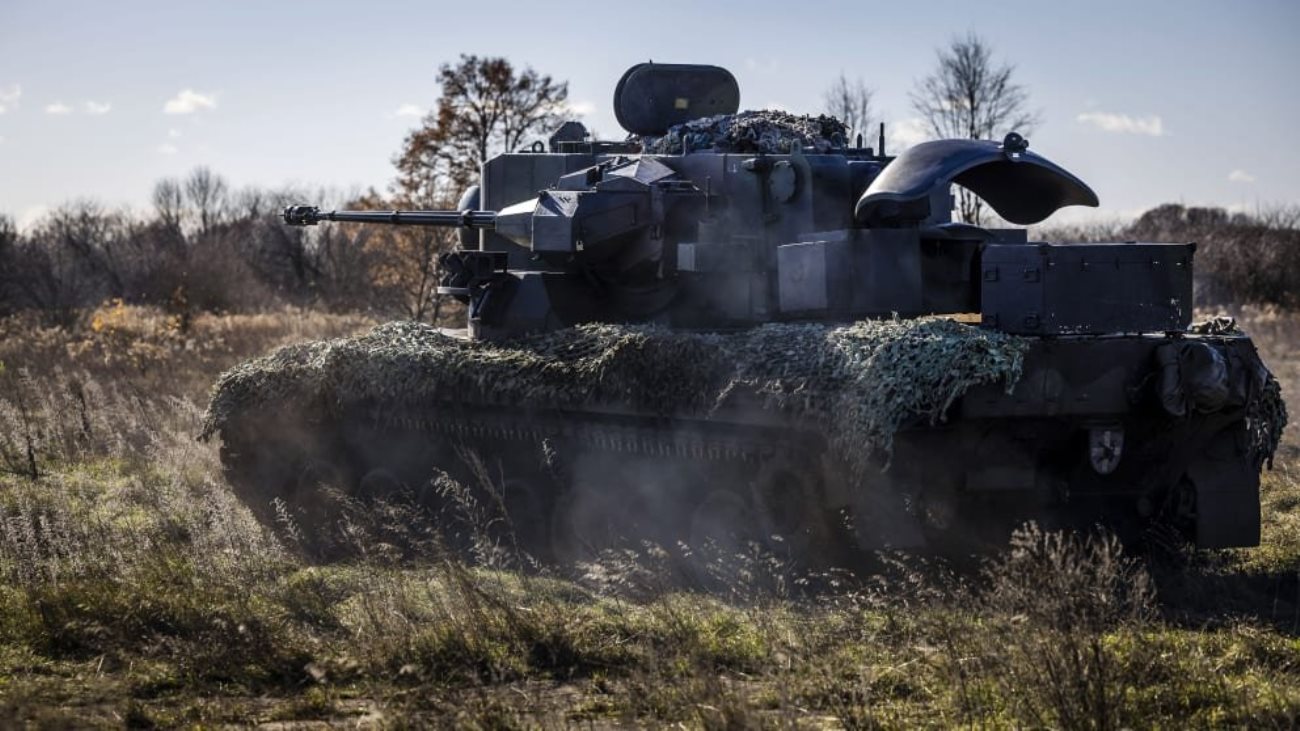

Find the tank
[[205, 62, 1287, 562]]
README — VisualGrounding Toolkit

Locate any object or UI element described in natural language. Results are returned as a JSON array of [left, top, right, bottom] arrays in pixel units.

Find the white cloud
[[391, 103, 424, 118], [1227, 169, 1256, 184], [45, 102, 72, 115], [566, 100, 595, 117], [84, 100, 111, 115], [1076, 111, 1164, 136], [164, 89, 216, 114], [168, 128, 182, 138], [0, 83, 19, 114], [887, 117, 930, 150], [157, 143, 179, 155]]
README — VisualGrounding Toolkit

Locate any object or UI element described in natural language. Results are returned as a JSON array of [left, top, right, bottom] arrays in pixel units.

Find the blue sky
[[1, 0, 1297, 229]]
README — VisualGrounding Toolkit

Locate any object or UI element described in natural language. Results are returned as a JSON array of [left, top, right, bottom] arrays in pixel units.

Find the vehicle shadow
[[1153, 556, 1300, 635]]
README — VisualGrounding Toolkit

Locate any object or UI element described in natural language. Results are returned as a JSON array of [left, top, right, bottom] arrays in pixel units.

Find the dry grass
[[0, 305, 1297, 728], [0, 300, 376, 401]]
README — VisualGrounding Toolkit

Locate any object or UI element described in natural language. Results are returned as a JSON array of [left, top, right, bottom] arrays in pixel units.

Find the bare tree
[[0, 215, 19, 316], [313, 219, 386, 311], [822, 73, 874, 145], [11, 207, 100, 325], [234, 187, 268, 220], [344, 189, 454, 321], [0, 215, 14, 255], [46, 202, 128, 298], [152, 178, 186, 233], [184, 167, 228, 235], [910, 33, 1039, 224], [395, 54, 569, 204]]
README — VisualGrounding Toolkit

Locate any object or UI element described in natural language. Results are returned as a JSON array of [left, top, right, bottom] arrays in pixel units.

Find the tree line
[[0, 54, 567, 328], [0, 170, 460, 327], [1, 43, 1293, 328]]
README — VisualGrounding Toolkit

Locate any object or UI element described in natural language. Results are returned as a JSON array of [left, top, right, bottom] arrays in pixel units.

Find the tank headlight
[[1089, 426, 1124, 475]]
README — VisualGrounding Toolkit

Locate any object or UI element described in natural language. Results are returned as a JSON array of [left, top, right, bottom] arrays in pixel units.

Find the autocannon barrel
[[282, 205, 497, 229]]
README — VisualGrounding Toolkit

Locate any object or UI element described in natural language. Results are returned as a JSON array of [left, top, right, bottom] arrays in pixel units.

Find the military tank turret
[[206, 62, 1286, 562]]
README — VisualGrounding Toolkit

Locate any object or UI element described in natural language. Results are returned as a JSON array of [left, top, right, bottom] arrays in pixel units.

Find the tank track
[[219, 399, 860, 568], [366, 402, 794, 464]]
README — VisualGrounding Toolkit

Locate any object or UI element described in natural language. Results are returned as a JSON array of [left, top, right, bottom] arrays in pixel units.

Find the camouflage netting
[[1248, 369, 1288, 469], [639, 110, 850, 155], [202, 318, 1028, 476], [1189, 316, 1289, 466]]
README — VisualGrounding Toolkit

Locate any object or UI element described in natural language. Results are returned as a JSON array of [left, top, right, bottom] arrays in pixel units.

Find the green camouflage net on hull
[[1248, 371, 1288, 469], [639, 110, 850, 155], [202, 318, 1028, 475], [1189, 315, 1288, 466]]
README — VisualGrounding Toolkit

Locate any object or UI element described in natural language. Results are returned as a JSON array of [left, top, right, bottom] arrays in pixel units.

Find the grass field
[[0, 303, 1297, 728]]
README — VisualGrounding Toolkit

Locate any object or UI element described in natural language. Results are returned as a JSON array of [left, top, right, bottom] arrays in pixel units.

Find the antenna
[[878, 122, 886, 157]]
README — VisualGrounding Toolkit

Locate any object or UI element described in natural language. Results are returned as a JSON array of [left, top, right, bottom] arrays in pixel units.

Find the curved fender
[[855, 134, 1099, 226]]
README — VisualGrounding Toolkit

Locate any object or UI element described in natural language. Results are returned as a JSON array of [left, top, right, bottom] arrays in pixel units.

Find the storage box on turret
[[980, 242, 1194, 335]]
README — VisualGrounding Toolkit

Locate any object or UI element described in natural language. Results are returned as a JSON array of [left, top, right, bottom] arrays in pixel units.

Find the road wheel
[[751, 456, 836, 566], [550, 480, 618, 566], [688, 488, 760, 557]]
